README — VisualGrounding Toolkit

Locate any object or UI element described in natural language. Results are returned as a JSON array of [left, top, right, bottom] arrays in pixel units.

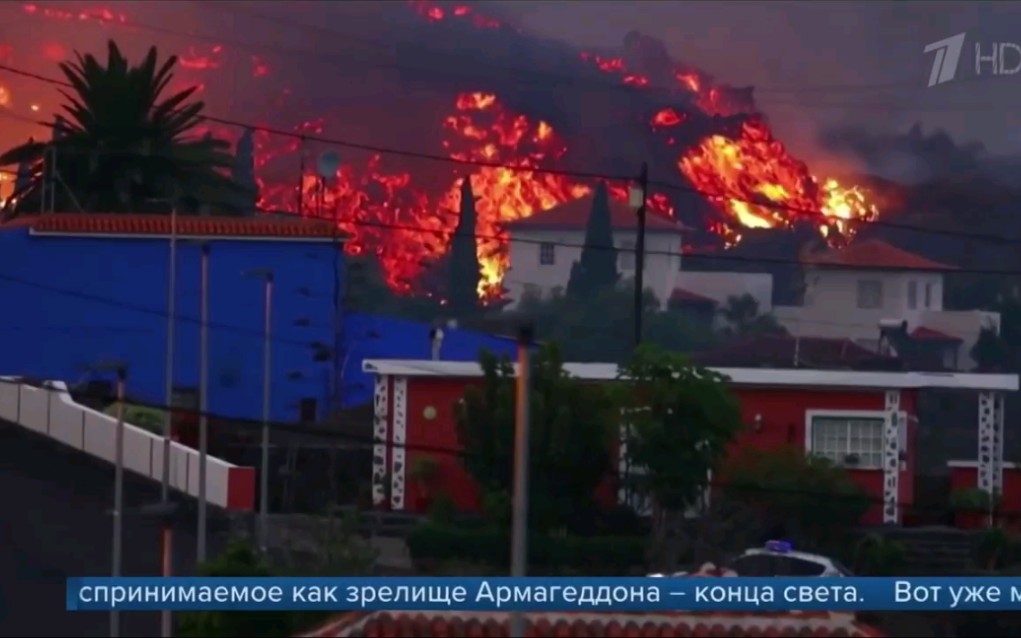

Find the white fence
[[0, 377, 254, 511]]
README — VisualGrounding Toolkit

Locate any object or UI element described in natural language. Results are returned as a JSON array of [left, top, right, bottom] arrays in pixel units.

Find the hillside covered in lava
[[3, 1, 1015, 303]]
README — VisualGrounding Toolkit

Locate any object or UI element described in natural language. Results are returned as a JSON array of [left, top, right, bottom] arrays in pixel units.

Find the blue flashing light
[[765, 540, 792, 553]]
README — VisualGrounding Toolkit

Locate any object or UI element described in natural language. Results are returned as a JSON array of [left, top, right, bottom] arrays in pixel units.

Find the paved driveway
[[0, 420, 224, 637]]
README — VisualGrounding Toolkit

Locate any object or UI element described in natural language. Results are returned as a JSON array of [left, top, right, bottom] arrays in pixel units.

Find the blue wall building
[[0, 214, 344, 423], [0, 214, 517, 423]]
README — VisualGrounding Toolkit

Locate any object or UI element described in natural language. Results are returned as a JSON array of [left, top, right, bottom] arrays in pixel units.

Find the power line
[[0, 373, 988, 515], [3, 59, 1018, 249]]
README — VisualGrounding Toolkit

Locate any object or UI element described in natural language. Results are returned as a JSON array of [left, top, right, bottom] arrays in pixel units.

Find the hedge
[[406, 524, 645, 574]]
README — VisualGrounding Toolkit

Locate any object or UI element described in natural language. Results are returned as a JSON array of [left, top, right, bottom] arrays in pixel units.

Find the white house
[[502, 193, 685, 306], [773, 239, 999, 370]]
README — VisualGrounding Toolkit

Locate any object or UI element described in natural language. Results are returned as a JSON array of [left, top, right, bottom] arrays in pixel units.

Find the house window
[[924, 283, 933, 308], [539, 242, 556, 265], [810, 415, 884, 468], [907, 281, 917, 310], [856, 279, 883, 309], [619, 240, 635, 270]]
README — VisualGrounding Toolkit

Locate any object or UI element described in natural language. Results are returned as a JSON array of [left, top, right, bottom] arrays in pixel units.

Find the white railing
[[0, 377, 254, 511]]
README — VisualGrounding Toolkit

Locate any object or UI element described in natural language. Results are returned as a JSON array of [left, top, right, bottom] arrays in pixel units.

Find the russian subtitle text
[[895, 580, 1006, 609]]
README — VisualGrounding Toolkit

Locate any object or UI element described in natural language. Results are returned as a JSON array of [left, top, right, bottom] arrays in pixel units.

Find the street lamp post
[[197, 242, 210, 563], [89, 362, 127, 638], [244, 269, 274, 552], [629, 164, 649, 349], [509, 325, 533, 638], [161, 204, 177, 638]]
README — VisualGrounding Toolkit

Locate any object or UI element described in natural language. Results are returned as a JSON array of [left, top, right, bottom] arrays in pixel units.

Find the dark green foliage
[[448, 177, 482, 316], [852, 533, 907, 576], [518, 284, 717, 363], [231, 128, 258, 214], [177, 539, 294, 638], [566, 182, 618, 298], [456, 344, 615, 532], [406, 524, 645, 575], [722, 446, 871, 551], [0, 40, 243, 215], [617, 344, 743, 513], [718, 294, 787, 338]]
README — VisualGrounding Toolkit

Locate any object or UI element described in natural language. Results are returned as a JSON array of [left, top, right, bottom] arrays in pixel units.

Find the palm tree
[[0, 40, 246, 216]]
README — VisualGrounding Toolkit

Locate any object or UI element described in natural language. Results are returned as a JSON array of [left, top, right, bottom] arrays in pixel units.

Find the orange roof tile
[[911, 326, 963, 342], [669, 287, 717, 305], [505, 194, 683, 233], [6, 213, 345, 240], [303, 610, 882, 638], [801, 239, 954, 271]]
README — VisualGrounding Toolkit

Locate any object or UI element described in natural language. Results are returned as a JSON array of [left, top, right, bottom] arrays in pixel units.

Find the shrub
[[720, 446, 871, 552], [975, 527, 1021, 570], [950, 488, 994, 512], [853, 533, 907, 576], [406, 524, 645, 574]]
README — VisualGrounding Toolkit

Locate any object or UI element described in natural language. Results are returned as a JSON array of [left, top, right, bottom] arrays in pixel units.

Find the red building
[[362, 359, 1017, 526]]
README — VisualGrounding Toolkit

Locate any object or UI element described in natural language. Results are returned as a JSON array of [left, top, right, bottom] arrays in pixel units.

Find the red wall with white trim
[[387, 376, 917, 525]]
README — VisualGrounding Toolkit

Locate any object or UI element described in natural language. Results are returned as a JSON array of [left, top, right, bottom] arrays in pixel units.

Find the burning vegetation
[[6, 0, 879, 300]]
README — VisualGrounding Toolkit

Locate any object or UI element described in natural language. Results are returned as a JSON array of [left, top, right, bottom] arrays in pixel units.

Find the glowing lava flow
[[578, 49, 879, 245]]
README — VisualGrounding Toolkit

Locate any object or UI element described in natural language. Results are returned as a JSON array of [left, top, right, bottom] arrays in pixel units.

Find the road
[[0, 419, 226, 637]]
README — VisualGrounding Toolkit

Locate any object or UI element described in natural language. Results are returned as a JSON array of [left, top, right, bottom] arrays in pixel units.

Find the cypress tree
[[232, 128, 258, 214], [566, 181, 618, 298], [448, 176, 481, 316]]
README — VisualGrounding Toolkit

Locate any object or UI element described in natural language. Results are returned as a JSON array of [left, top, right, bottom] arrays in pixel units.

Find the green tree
[[616, 344, 742, 569], [721, 446, 871, 552], [718, 294, 787, 338], [231, 128, 258, 214], [566, 182, 618, 298], [0, 40, 243, 215], [456, 345, 615, 531], [448, 176, 481, 316]]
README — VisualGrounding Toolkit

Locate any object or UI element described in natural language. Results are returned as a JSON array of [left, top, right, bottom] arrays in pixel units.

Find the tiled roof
[[801, 239, 954, 271], [302, 565, 883, 638], [693, 335, 894, 369], [6, 213, 344, 240], [669, 287, 718, 305], [505, 194, 683, 233], [911, 326, 963, 342]]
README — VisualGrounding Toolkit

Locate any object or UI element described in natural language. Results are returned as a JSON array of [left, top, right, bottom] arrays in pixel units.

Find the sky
[[0, 0, 1017, 169], [494, 1, 1021, 159]]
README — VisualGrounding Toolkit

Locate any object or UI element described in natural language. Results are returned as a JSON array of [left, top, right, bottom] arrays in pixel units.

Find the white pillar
[[371, 376, 389, 506], [977, 391, 1004, 496], [882, 390, 902, 524], [389, 376, 408, 510]]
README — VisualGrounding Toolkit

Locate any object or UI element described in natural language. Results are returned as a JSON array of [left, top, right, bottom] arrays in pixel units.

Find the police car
[[647, 541, 852, 578], [728, 541, 852, 577]]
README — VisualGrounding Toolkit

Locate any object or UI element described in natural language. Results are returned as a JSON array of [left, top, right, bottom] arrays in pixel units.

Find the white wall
[[505, 228, 683, 307], [774, 268, 996, 370], [675, 271, 774, 313], [0, 377, 254, 510]]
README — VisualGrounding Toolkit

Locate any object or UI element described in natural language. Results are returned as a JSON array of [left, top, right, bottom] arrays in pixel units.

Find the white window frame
[[538, 242, 556, 266], [857, 279, 883, 309], [804, 410, 887, 470]]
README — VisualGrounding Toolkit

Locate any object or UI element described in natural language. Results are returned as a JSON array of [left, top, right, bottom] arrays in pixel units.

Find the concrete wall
[[0, 228, 343, 424], [0, 378, 254, 510], [675, 271, 774, 313]]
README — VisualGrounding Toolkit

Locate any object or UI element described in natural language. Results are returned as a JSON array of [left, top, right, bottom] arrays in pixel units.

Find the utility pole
[[160, 204, 177, 638], [197, 242, 210, 563], [244, 269, 274, 552], [631, 163, 649, 348], [110, 365, 127, 638], [509, 324, 533, 638]]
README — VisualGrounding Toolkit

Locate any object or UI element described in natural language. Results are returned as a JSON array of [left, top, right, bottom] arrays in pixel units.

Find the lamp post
[[629, 164, 649, 348], [89, 362, 127, 638], [197, 242, 210, 563], [509, 325, 533, 638], [160, 202, 177, 638], [244, 269, 274, 552]]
